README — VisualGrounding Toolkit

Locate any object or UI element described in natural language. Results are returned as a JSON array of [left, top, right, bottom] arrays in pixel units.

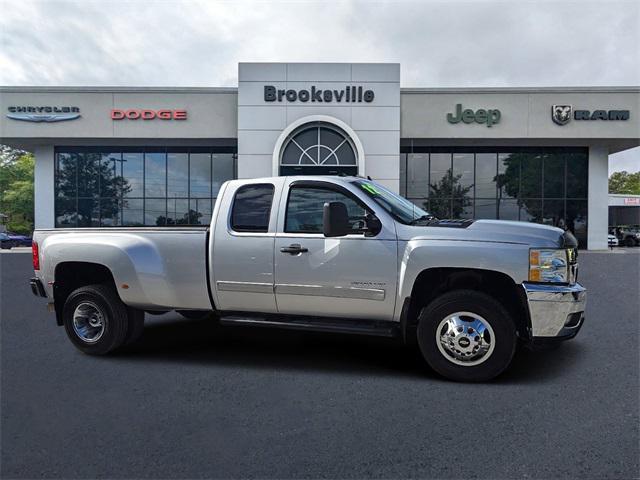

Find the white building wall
[[587, 146, 609, 250], [237, 63, 401, 192], [33, 145, 55, 229]]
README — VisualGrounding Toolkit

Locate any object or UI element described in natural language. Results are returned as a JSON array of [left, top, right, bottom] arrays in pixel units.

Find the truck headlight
[[529, 249, 569, 283]]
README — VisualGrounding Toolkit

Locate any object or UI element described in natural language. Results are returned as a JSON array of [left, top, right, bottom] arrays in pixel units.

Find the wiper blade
[[409, 215, 438, 225]]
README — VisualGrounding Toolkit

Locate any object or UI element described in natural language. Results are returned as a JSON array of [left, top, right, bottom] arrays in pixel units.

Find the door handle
[[280, 244, 308, 255]]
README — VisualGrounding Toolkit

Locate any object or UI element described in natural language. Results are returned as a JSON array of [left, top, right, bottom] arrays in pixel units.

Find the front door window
[[285, 186, 367, 234]]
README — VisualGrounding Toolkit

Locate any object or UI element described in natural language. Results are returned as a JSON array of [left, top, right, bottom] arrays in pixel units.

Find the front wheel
[[62, 284, 130, 355], [417, 290, 516, 382]]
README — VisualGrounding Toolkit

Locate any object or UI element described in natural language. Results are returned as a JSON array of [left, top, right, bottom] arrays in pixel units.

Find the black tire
[[624, 237, 635, 247], [123, 308, 145, 346], [177, 310, 212, 320], [417, 289, 517, 382], [62, 284, 129, 355]]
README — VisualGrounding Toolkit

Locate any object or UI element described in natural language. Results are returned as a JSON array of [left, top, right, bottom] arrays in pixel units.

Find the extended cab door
[[210, 179, 284, 313], [274, 179, 398, 321]]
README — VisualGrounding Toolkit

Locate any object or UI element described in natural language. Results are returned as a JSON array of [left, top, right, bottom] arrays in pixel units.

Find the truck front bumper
[[522, 282, 586, 341]]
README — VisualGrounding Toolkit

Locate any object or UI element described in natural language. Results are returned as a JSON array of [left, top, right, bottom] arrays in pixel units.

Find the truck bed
[[33, 227, 212, 310]]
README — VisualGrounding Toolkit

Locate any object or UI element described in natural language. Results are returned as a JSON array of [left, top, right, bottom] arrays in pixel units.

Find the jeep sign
[[447, 104, 501, 127]]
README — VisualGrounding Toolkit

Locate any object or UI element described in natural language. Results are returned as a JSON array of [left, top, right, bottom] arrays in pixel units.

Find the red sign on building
[[110, 109, 187, 120]]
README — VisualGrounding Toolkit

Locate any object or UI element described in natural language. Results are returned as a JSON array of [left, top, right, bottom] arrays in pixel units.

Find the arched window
[[279, 122, 357, 176]]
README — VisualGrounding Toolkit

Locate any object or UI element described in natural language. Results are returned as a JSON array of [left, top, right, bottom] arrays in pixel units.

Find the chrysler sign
[[7, 106, 81, 122], [264, 85, 374, 103]]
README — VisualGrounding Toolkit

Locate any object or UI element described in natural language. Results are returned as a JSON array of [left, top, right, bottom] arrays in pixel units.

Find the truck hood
[[397, 219, 573, 248]]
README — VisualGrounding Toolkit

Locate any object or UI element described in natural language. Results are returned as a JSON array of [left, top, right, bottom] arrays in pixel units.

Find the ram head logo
[[552, 105, 572, 125]]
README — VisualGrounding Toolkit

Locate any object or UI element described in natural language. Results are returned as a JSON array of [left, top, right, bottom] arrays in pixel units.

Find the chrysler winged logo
[[552, 105, 572, 125], [6, 106, 81, 122]]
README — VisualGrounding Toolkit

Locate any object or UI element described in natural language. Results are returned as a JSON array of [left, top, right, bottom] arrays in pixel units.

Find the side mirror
[[323, 201, 350, 237], [364, 214, 382, 237]]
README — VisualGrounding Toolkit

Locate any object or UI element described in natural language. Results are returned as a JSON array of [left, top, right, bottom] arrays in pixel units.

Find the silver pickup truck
[[30, 176, 586, 381]]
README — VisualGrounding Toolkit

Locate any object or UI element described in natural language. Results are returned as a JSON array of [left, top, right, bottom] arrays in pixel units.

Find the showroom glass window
[[400, 148, 588, 247], [54, 147, 236, 228]]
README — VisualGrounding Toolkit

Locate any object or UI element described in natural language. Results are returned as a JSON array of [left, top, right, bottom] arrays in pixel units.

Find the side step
[[219, 314, 399, 338]]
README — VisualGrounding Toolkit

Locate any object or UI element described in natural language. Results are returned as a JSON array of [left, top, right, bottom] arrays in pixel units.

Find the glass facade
[[400, 148, 588, 247], [54, 144, 589, 247], [55, 147, 236, 228]]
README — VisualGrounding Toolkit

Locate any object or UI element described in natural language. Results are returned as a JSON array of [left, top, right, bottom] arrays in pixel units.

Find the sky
[[0, 0, 638, 172]]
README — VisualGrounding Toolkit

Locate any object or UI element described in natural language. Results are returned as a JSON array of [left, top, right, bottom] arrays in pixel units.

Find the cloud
[[1, 0, 637, 166], [0, 0, 638, 87], [610, 147, 640, 174]]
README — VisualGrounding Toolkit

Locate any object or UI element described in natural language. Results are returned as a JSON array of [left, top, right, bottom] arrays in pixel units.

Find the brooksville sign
[[264, 85, 374, 103]]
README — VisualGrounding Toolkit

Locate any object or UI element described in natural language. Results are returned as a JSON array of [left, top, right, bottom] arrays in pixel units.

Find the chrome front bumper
[[522, 282, 586, 338]]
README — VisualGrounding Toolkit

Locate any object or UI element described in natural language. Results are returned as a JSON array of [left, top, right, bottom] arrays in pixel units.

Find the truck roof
[[228, 175, 363, 184]]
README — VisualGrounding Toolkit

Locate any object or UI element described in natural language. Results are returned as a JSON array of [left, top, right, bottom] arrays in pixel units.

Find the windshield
[[351, 179, 435, 225]]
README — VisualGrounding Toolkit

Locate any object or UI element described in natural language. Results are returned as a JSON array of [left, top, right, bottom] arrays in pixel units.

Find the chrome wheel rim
[[72, 301, 105, 343], [436, 311, 495, 366]]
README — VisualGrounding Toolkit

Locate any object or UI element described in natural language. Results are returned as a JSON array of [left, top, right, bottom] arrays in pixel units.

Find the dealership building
[[1, 63, 639, 249]]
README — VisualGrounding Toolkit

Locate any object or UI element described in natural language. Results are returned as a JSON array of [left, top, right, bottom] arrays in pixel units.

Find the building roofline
[[400, 86, 640, 94], [0, 86, 238, 93], [1, 85, 639, 94]]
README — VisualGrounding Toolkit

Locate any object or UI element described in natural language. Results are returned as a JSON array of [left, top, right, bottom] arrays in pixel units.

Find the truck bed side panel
[[35, 229, 211, 310]]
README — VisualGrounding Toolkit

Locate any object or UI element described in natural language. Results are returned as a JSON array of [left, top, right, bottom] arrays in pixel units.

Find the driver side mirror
[[364, 214, 382, 237], [323, 201, 350, 237]]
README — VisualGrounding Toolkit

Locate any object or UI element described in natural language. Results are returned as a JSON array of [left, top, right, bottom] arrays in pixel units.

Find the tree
[[55, 152, 131, 226], [426, 169, 473, 219], [155, 209, 202, 226], [609, 171, 640, 195], [0, 148, 34, 234]]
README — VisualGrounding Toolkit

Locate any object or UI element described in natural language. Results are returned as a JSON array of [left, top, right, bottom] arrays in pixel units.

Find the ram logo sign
[[551, 105, 572, 125], [552, 104, 630, 125]]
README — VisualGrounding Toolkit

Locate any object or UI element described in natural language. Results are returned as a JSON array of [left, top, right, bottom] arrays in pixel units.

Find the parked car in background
[[0, 232, 18, 249], [6, 231, 32, 247], [608, 233, 619, 247], [613, 226, 640, 247]]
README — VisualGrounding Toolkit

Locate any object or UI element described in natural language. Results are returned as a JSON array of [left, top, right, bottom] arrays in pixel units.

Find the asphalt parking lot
[[1, 249, 639, 479]]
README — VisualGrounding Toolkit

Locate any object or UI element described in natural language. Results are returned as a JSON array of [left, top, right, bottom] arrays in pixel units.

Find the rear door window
[[231, 184, 275, 232]]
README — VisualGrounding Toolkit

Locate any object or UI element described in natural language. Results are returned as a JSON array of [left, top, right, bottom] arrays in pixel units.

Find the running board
[[219, 315, 399, 338]]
